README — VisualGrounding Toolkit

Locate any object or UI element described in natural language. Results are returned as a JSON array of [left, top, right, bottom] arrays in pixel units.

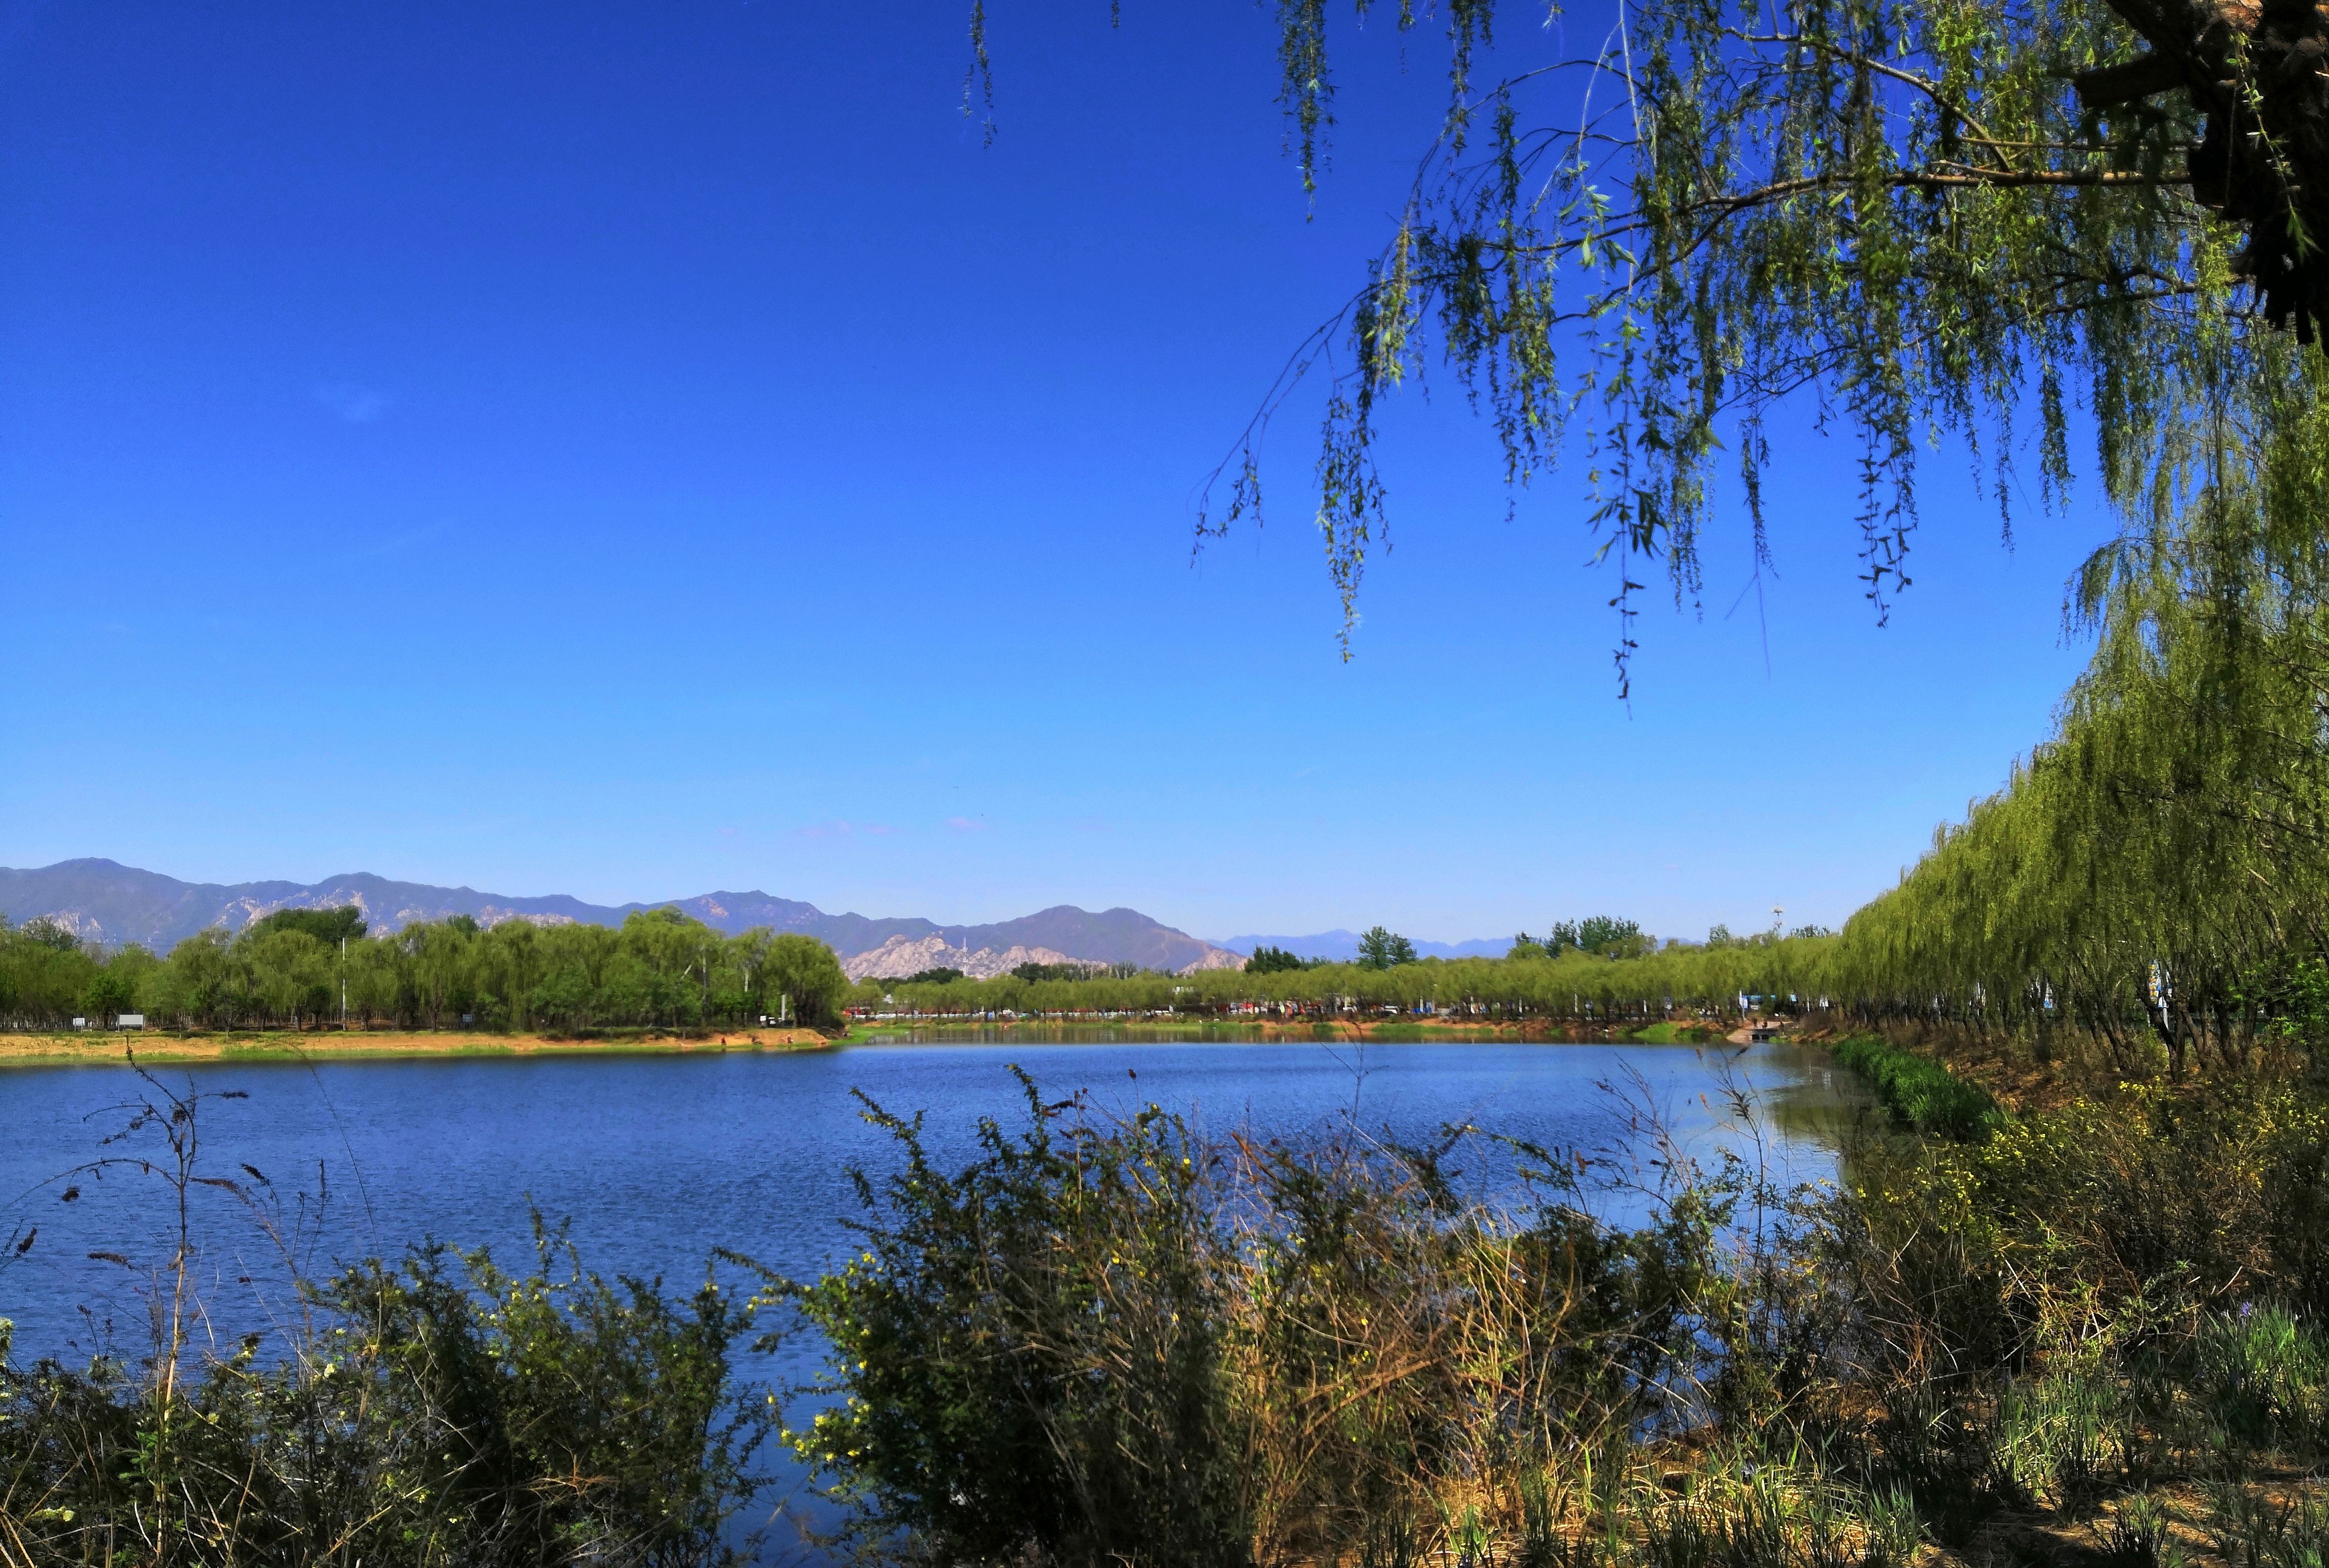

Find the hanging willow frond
[[1012, 0, 2329, 686]]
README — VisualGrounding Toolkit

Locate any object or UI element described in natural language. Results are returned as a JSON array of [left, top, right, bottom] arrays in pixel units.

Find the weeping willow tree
[[1835, 343, 2329, 1077], [977, 0, 2322, 688]]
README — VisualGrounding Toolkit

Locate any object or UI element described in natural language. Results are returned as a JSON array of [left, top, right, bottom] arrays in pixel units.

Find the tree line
[[1820, 481, 2329, 1080], [858, 925, 1833, 1024], [0, 907, 849, 1033]]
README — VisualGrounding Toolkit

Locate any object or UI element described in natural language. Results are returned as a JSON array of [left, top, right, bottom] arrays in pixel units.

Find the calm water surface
[[0, 1035, 1870, 1366]]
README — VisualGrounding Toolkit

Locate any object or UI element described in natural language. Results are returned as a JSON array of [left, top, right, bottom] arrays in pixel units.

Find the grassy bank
[[0, 1025, 836, 1068], [1625, 1020, 1726, 1043], [1831, 1032, 2006, 1136]]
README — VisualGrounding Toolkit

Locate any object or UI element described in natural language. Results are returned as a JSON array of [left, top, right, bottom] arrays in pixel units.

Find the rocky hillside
[[0, 860, 1244, 976]]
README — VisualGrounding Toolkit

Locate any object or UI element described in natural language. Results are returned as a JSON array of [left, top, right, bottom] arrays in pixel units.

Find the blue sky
[[0, 2, 2103, 944]]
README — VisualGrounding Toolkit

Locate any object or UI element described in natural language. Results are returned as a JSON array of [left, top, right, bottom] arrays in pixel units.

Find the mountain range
[[0, 860, 1244, 978]]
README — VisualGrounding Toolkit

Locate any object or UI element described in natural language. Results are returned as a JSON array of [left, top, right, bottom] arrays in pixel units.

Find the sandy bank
[[0, 1028, 837, 1068]]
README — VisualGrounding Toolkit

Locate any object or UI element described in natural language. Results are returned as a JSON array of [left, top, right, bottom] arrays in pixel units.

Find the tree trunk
[[2085, 0, 2329, 342]]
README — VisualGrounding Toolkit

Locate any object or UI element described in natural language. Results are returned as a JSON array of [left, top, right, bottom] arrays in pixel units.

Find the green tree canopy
[[248, 905, 368, 945], [1575, 917, 1649, 959], [767, 931, 851, 1026], [1243, 945, 1319, 974], [17, 918, 82, 952], [1355, 927, 1419, 970], [1011, 961, 1098, 983], [1516, 918, 1648, 959]]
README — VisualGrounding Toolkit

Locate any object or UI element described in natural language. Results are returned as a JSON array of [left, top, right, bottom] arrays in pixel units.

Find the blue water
[[0, 1035, 1865, 1368]]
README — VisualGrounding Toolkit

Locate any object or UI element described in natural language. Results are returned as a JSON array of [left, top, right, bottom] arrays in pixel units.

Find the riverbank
[[0, 1016, 1761, 1066], [0, 1026, 838, 1068], [843, 1015, 1741, 1045]]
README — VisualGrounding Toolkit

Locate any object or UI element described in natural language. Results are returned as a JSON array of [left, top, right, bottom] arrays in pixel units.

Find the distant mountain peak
[[0, 861, 1243, 976]]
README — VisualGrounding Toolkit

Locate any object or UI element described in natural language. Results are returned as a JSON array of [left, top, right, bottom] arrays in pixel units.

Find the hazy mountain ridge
[[0, 860, 1241, 975], [1214, 930, 1510, 962]]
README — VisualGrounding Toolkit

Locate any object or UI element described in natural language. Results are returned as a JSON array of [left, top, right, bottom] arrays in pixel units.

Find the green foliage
[[1518, 919, 1653, 960], [79, 965, 135, 1022], [1355, 926, 1417, 970], [1241, 945, 1317, 974], [898, 966, 966, 986], [850, 930, 1843, 1025], [780, 1070, 1758, 1565], [1632, 1021, 1719, 1043], [1166, 0, 2329, 694], [2197, 1305, 2329, 1454], [18, 918, 82, 952], [1828, 519, 2329, 1079], [1, 910, 1903, 1032], [779, 1073, 1241, 1565], [0, 1236, 772, 1566], [0, 916, 99, 1027], [0, 910, 850, 1035], [764, 931, 849, 1026], [1831, 1035, 2005, 1139], [247, 904, 368, 945], [1579, 917, 1648, 958], [777, 1060, 2329, 1564]]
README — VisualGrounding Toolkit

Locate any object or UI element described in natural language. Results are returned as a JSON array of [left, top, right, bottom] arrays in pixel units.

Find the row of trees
[[1826, 464, 2329, 1078], [0, 908, 849, 1033], [859, 930, 1834, 1023]]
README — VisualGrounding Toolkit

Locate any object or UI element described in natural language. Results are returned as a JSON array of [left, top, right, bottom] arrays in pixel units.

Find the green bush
[[774, 1073, 1243, 1566], [771, 1070, 1778, 1567]]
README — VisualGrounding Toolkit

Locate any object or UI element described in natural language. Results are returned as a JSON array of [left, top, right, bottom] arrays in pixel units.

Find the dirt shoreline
[[0, 1017, 1789, 1068], [853, 1016, 1751, 1045], [0, 1028, 837, 1068]]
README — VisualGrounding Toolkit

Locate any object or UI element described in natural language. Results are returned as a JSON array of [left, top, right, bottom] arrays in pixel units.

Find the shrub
[[0, 1232, 772, 1566], [773, 1070, 1774, 1566]]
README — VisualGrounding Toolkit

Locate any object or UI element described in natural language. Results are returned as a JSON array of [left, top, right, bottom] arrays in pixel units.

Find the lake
[[0, 1033, 1871, 1367]]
